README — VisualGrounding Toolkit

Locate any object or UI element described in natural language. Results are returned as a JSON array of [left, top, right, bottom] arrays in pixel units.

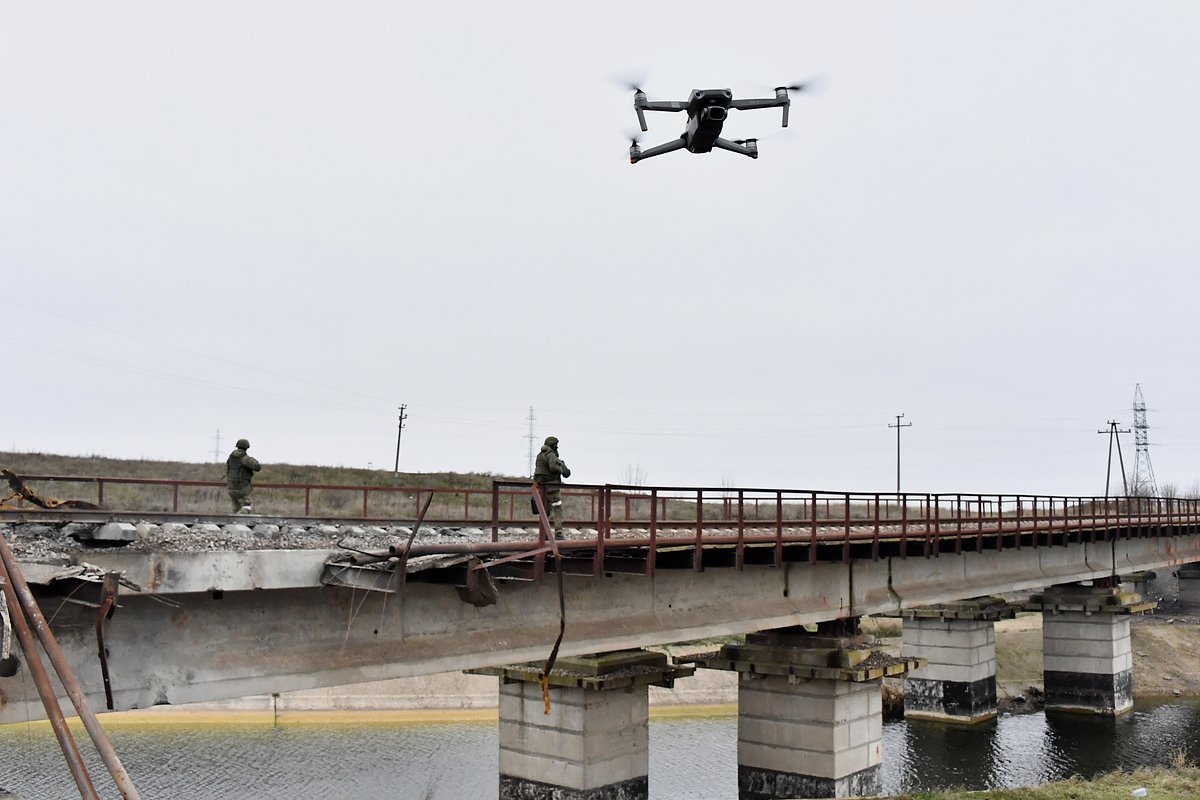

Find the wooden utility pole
[[393, 404, 408, 475], [1098, 420, 1130, 497], [888, 414, 912, 493]]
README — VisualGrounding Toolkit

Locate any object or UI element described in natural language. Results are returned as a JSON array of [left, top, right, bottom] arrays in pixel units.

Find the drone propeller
[[742, 75, 826, 96], [607, 67, 651, 94], [776, 75, 826, 94]]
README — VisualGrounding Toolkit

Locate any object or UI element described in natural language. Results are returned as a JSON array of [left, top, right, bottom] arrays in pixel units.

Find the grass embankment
[[0, 451, 934, 523], [1, 451, 511, 518]]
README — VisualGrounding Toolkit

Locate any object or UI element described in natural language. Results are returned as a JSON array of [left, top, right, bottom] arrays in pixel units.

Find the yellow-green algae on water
[[895, 766, 1200, 800]]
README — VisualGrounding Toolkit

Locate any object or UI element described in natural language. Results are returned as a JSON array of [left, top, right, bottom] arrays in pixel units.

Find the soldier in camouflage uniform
[[226, 438, 262, 514], [534, 435, 571, 539]]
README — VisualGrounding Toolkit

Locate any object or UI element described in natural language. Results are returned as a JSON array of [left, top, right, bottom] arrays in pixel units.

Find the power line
[[2, 298, 396, 404]]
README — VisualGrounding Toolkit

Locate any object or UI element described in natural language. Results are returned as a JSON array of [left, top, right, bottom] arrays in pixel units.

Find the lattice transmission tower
[[524, 406, 536, 477], [1131, 383, 1157, 496]]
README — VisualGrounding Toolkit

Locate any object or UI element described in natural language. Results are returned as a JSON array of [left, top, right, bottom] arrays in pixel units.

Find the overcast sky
[[3, 2, 1198, 496]]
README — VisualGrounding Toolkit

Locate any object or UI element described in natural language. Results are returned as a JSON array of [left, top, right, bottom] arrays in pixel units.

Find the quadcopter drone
[[626, 82, 811, 164]]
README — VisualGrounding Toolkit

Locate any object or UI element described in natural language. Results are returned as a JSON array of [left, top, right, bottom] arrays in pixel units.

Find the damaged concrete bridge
[[3, 479, 1200, 799]]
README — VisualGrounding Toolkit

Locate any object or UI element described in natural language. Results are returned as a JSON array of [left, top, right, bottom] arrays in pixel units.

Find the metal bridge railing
[[6, 475, 1199, 564]]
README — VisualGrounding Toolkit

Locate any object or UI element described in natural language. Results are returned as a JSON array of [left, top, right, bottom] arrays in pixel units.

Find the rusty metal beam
[[0, 535, 142, 799], [0, 566, 100, 799]]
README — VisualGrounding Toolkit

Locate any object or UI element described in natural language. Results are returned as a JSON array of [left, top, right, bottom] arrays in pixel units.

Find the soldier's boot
[[238, 505, 253, 515], [551, 502, 564, 540]]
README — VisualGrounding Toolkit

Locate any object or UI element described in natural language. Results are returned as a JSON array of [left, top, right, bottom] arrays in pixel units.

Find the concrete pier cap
[[681, 620, 923, 800], [470, 649, 694, 800]]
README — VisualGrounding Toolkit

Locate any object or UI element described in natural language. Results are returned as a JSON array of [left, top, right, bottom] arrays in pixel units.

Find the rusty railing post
[[491, 481, 500, 543], [736, 491, 745, 570], [872, 493, 881, 561], [647, 488, 658, 576], [809, 491, 818, 565], [775, 491, 784, 568]]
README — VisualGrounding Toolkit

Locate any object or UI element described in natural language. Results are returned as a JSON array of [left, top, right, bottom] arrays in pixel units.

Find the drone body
[[627, 84, 808, 164]]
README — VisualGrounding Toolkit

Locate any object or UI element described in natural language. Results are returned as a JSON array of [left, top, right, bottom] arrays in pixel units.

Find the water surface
[[3, 700, 1198, 799]]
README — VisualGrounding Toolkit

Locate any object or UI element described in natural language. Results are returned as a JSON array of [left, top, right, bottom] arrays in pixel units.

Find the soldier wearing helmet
[[533, 436, 571, 539], [226, 438, 262, 514]]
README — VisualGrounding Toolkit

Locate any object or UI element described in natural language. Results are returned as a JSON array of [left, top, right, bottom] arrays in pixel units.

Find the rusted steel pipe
[[95, 571, 121, 710], [530, 484, 566, 714], [0, 564, 100, 800], [391, 493, 436, 591], [0, 535, 143, 800]]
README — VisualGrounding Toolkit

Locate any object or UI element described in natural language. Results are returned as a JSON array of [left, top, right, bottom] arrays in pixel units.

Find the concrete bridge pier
[[1027, 583, 1156, 715], [470, 650, 693, 800], [1119, 571, 1156, 597], [900, 597, 1014, 724], [1176, 562, 1200, 605], [685, 623, 922, 800]]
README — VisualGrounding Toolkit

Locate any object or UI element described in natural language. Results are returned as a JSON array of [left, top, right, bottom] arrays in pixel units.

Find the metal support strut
[[0, 532, 143, 799]]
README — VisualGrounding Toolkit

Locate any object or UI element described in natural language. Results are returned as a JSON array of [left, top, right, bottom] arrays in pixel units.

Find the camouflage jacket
[[225, 449, 262, 489], [534, 445, 571, 484]]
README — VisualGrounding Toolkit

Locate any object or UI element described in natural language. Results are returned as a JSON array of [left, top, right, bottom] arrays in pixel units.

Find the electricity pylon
[[1131, 384, 1157, 496]]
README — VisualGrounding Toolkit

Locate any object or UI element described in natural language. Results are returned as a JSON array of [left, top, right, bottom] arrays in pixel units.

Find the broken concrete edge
[[1024, 596, 1158, 615], [724, 639, 893, 670], [678, 654, 926, 682], [467, 648, 696, 689], [899, 597, 1019, 622], [467, 663, 696, 691]]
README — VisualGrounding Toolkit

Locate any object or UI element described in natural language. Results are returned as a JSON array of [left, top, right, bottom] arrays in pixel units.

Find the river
[[3, 698, 1199, 799]]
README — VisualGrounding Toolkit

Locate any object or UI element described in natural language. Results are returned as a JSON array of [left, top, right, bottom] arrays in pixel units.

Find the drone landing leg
[[712, 137, 758, 159], [630, 136, 688, 164]]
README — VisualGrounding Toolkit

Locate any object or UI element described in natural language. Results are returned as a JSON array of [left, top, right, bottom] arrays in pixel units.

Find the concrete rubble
[[1, 520, 538, 563]]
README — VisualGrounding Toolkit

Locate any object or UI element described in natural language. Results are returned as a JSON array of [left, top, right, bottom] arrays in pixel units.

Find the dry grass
[[1, 450, 511, 520], [1, 451, 945, 524], [861, 616, 904, 639]]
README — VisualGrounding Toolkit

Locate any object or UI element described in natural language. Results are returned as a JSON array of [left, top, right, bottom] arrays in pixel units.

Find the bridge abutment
[[900, 598, 1013, 724], [472, 650, 692, 800], [685, 624, 921, 799], [1029, 583, 1155, 715]]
